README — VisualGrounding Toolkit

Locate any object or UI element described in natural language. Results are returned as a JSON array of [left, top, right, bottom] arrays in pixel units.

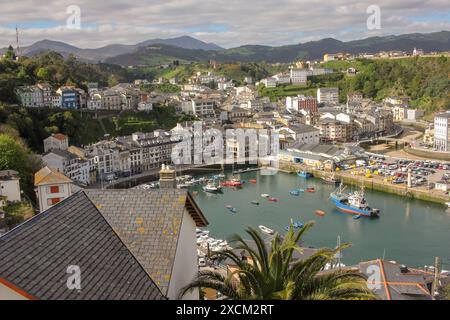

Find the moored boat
[[268, 197, 278, 202], [251, 200, 260, 205], [203, 183, 222, 193], [259, 225, 274, 235], [315, 210, 326, 217], [330, 183, 380, 218], [261, 193, 270, 198], [321, 174, 341, 185], [297, 171, 313, 178]]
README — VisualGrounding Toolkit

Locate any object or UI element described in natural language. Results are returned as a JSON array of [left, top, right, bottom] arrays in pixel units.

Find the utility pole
[[431, 256, 441, 298]]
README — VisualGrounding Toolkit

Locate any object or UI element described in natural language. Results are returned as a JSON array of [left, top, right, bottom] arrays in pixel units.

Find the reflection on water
[[190, 171, 450, 267]]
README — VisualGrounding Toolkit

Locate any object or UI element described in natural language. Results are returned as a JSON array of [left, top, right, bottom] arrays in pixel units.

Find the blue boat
[[297, 171, 313, 178], [290, 189, 300, 196], [330, 183, 380, 218]]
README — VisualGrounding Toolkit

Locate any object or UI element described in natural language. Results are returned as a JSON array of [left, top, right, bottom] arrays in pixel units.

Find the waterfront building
[[434, 112, 450, 152], [0, 187, 208, 300]]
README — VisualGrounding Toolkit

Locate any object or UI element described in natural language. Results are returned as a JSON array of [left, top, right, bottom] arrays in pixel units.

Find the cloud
[[0, 0, 448, 48]]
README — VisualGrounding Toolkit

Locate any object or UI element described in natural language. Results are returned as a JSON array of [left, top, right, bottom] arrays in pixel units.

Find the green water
[[190, 171, 450, 268]]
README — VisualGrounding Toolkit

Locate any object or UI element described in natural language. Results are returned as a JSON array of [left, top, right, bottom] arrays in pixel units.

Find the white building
[[407, 109, 424, 121], [317, 87, 339, 105], [289, 68, 310, 85], [0, 170, 21, 203], [43, 133, 69, 153], [262, 77, 277, 88], [34, 166, 76, 213], [434, 112, 450, 152], [15, 85, 44, 107], [42, 149, 91, 185]]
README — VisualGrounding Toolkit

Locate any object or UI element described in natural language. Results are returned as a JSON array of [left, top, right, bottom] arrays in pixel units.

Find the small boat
[[315, 210, 326, 217], [446, 202, 450, 208], [306, 188, 316, 193], [251, 200, 260, 205], [261, 194, 270, 198], [249, 179, 257, 183], [227, 207, 237, 213], [290, 189, 300, 196], [322, 175, 341, 185], [225, 205, 233, 209], [353, 214, 361, 220], [297, 171, 313, 178], [259, 225, 274, 235], [203, 183, 222, 193], [268, 197, 278, 202], [220, 179, 243, 187]]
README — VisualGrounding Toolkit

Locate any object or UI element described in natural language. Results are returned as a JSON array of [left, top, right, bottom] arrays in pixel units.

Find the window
[[50, 186, 60, 193], [47, 198, 61, 206]]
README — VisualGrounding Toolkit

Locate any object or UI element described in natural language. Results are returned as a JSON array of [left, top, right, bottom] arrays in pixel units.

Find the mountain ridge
[[2, 31, 449, 65]]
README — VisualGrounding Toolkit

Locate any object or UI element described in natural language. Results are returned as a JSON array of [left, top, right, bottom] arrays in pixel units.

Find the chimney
[[159, 164, 176, 189]]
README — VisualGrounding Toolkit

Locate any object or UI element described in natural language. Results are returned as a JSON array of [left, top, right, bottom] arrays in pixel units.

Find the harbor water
[[189, 170, 450, 267]]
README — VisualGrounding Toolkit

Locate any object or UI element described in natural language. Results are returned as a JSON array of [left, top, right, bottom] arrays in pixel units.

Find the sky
[[0, 0, 449, 49]]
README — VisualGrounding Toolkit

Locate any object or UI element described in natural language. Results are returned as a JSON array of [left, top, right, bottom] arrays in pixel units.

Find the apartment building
[[286, 95, 318, 113], [15, 85, 44, 107], [317, 87, 339, 105], [434, 112, 450, 152], [317, 119, 351, 142], [289, 68, 310, 85]]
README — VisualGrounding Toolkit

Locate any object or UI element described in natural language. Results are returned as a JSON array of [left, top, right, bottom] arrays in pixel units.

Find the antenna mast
[[15, 25, 20, 58]]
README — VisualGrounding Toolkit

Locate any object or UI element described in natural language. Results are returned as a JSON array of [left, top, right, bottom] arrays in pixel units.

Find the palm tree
[[180, 222, 377, 300]]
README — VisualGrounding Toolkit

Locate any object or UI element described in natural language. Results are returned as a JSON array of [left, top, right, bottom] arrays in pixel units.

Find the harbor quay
[[273, 161, 450, 205]]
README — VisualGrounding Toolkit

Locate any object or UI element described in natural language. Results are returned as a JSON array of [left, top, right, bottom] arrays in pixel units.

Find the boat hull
[[330, 196, 376, 217]]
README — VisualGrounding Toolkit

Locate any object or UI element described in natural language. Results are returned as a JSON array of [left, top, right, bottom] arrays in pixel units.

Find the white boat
[[261, 194, 270, 198], [203, 183, 222, 193], [446, 202, 450, 208], [177, 184, 189, 189], [258, 225, 274, 235]]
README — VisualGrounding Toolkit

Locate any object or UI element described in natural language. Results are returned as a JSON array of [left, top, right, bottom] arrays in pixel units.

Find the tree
[[0, 133, 42, 200], [180, 223, 377, 300], [4, 45, 15, 60]]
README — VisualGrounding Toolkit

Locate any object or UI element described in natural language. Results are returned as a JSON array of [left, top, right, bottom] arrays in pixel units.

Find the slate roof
[[358, 260, 432, 300], [84, 189, 207, 295], [0, 191, 165, 300]]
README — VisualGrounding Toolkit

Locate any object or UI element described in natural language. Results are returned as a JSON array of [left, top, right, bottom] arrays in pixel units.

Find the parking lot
[[337, 156, 450, 195]]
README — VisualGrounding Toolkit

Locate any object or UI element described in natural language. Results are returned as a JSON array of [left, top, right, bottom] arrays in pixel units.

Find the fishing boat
[[251, 200, 260, 205], [261, 194, 270, 198], [258, 225, 274, 235], [203, 183, 222, 193], [297, 171, 313, 178], [321, 174, 341, 185], [330, 183, 380, 217], [315, 210, 326, 217]]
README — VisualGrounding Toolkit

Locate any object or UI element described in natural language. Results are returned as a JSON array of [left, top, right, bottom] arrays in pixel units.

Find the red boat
[[268, 197, 278, 202], [249, 179, 257, 183], [306, 188, 316, 193], [220, 179, 243, 187]]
